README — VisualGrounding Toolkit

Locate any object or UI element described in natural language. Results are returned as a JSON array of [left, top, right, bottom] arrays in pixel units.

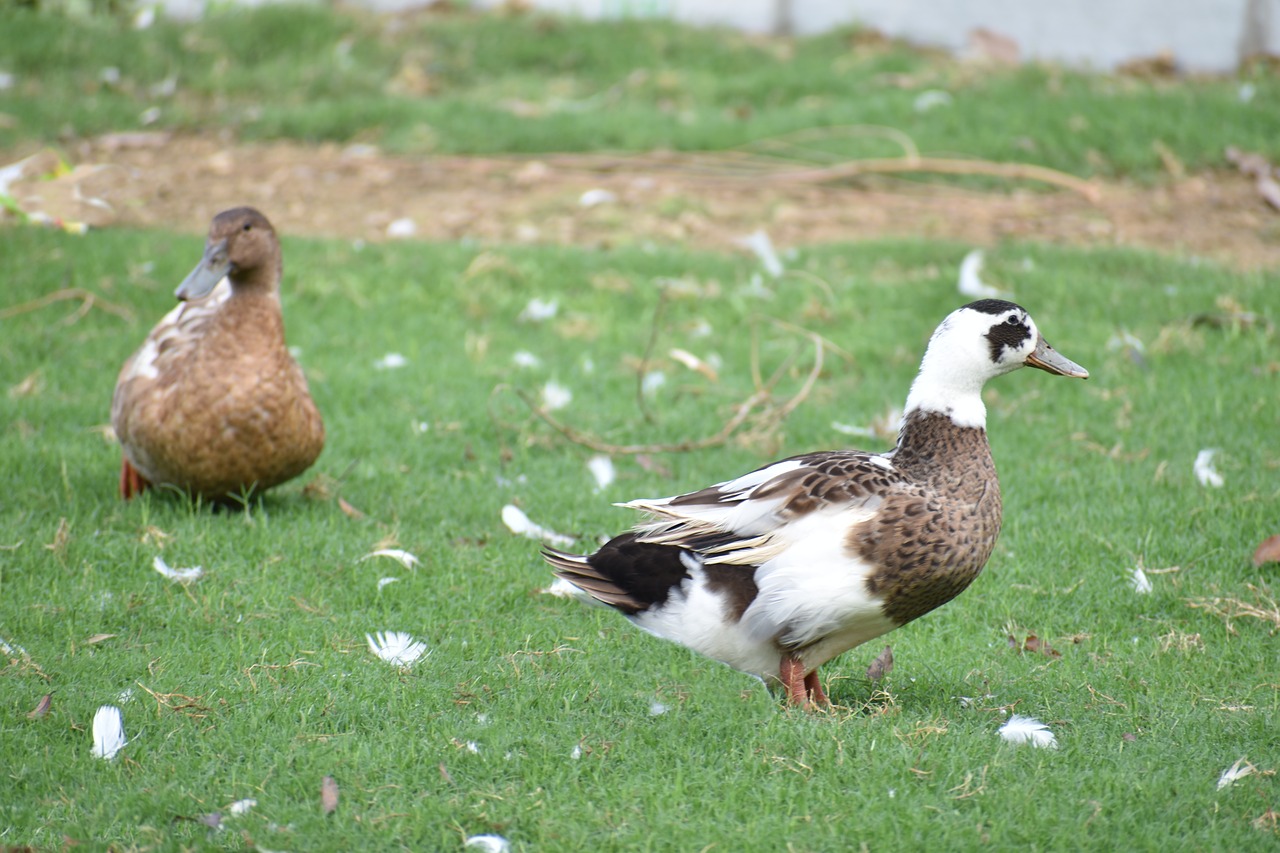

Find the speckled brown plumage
[[111, 207, 324, 501], [856, 411, 1001, 625]]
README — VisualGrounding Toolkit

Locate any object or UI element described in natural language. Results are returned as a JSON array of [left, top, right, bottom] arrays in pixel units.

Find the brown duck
[[544, 300, 1088, 708], [111, 207, 324, 501]]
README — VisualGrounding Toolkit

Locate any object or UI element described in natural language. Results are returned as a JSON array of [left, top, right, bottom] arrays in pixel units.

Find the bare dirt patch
[[6, 134, 1279, 269]]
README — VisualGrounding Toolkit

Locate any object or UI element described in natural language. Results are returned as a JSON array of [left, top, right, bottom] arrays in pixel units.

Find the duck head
[[904, 299, 1088, 429], [176, 207, 281, 301]]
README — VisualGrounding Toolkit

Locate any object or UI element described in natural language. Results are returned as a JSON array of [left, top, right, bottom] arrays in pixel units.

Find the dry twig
[[0, 287, 134, 326]]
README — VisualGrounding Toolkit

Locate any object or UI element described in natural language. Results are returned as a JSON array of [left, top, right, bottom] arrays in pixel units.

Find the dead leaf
[[865, 645, 894, 681], [45, 517, 70, 556], [27, 693, 52, 719], [321, 775, 339, 815], [338, 498, 365, 519], [1009, 633, 1062, 658], [1252, 534, 1280, 567], [84, 633, 117, 645]]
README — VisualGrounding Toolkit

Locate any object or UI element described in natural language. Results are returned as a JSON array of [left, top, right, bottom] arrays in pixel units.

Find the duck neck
[[901, 346, 990, 430], [892, 408, 996, 498]]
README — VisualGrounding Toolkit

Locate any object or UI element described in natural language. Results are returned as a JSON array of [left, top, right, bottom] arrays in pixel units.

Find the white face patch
[[902, 303, 1041, 429]]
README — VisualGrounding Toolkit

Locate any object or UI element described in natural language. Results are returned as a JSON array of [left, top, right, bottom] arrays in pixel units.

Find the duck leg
[[119, 457, 150, 499], [803, 670, 830, 707]]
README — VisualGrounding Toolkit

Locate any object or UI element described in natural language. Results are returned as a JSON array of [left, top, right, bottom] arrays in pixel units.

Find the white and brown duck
[[544, 299, 1088, 708], [111, 207, 325, 502]]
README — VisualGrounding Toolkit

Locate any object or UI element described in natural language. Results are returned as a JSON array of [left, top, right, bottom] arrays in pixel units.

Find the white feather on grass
[[360, 549, 420, 570], [464, 835, 511, 853], [91, 705, 128, 760], [512, 350, 541, 368], [377, 577, 400, 591], [366, 631, 428, 667], [1129, 566, 1153, 594], [1217, 757, 1257, 790], [1194, 449, 1224, 488], [501, 505, 574, 548], [374, 353, 408, 370], [541, 381, 572, 411], [518, 297, 558, 323], [957, 249, 1006, 299], [152, 556, 203, 583], [998, 714, 1058, 749], [227, 798, 257, 816], [587, 455, 615, 492], [735, 229, 784, 278]]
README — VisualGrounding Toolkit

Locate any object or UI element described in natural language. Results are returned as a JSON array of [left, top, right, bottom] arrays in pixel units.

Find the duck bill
[[1027, 335, 1089, 378], [175, 238, 231, 301]]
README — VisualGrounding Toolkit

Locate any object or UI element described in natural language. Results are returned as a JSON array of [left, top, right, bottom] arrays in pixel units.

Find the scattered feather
[[502, 504, 575, 548], [91, 705, 128, 760], [998, 714, 1058, 749], [587, 455, 615, 492], [578, 188, 617, 207], [465, 835, 511, 853], [570, 744, 583, 760], [957, 249, 1005, 299], [1129, 566, 1153, 594], [518, 297, 558, 323], [1252, 534, 1280, 567], [360, 548, 421, 570], [735, 229, 784, 278], [512, 350, 542, 368], [1217, 757, 1258, 790], [913, 89, 953, 112], [198, 812, 224, 831], [27, 693, 53, 719], [152, 555, 203, 583], [85, 633, 117, 645], [541, 380, 572, 411], [321, 775, 339, 815], [228, 798, 257, 817], [649, 701, 669, 716], [640, 370, 666, 396], [1239, 82, 1257, 103], [865, 645, 894, 682], [465, 740, 481, 754], [1194, 448, 1225, 488], [117, 687, 135, 704], [377, 577, 401, 591], [386, 217, 416, 238], [668, 348, 719, 381], [374, 352, 408, 370], [366, 631, 429, 667], [0, 635, 31, 660]]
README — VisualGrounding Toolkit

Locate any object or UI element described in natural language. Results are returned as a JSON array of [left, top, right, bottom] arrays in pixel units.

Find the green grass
[[1, 4, 1278, 178], [1, 225, 1277, 849]]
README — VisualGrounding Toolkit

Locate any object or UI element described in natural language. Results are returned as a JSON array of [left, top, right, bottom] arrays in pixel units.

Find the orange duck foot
[[120, 458, 151, 499], [780, 654, 831, 709]]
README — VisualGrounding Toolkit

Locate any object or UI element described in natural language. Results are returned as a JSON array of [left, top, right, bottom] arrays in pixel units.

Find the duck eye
[[243, 223, 252, 232]]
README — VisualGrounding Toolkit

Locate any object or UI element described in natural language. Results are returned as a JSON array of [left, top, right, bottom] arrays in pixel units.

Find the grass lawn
[[2, 3, 1279, 851], [1, 225, 1277, 850], [1, 4, 1278, 178]]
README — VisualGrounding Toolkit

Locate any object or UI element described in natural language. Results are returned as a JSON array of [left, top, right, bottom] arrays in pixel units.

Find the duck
[[111, 206, 325, 502], [544, 299, 1088, 708]]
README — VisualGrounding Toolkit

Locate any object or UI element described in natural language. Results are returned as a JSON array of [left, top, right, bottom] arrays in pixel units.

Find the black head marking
[[983, 308, 1032, 363], [963, 298, 1023, 316]]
